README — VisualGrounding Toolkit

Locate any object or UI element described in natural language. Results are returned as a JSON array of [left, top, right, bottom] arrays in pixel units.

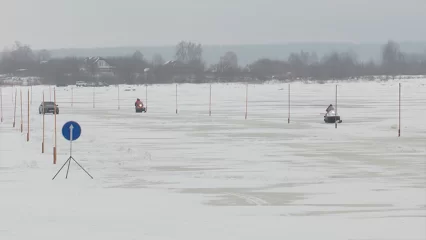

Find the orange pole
[[27, 89, 30, 141], [145, 84, 148, 112], [13, 88, 17, 128], [398, 83, 401, 137], [71, 86, 73, 107], [53, 88, 57, 164], [288, 84, 290, 124], [209, 84, 212, 116], [118, 85, 120, 110], [0, 87, 3, 123], [93, 87, 95, 108], [20, 89, 23, 132], [335, 85, 338, 129], [245, 83, 248, 119], [42, 91, 45, 153], [175, 84, 178, 114]]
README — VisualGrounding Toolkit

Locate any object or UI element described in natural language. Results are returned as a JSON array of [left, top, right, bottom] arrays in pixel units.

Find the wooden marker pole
[[175, 84, 178, 114], [49, 86, 51, 101], [71, 86, 73, 107], [93, 87, 95, 108], [145, 84, 148, 112], [0, 87, 3, 122], [27, 89, 29, 141], [53, 88, 57, 164], [245, 83, 248, 119], [209, 84, 212, 116], [42, 91, 45, 153], [288, 84, 290, 124], [398, 83, 401, 137], [13, 89, 17, 128], [118, 85, 120, 110], [20, 89, 23, 132], [335, 85, 338, 129]]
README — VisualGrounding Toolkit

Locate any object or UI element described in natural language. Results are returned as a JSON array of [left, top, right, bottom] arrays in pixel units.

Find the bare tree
[[152, 53, 165, 67], [220, 51, 238, 70], [37, 49, 51, 62], [382, 40, 405, 77], [0, 41, 36, 74], [132, 50, 144, 61], [175, 41, 203, 63]]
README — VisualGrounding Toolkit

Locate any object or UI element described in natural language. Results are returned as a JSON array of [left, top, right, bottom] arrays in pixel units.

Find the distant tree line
[[1, 40, 426, 85]]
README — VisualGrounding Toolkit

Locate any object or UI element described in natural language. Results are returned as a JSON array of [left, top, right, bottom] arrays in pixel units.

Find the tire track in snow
[[224, 192, 269, 206]]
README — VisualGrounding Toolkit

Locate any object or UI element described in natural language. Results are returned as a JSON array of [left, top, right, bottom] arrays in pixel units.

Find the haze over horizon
[[2, 0, 425, 50]]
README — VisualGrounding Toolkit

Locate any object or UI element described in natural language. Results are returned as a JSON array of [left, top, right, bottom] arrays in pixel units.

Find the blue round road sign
[[62, 121, 81, 141]]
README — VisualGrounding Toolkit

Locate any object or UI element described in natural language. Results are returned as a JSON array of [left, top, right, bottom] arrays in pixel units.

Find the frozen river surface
[[0, 79, 425, 240]]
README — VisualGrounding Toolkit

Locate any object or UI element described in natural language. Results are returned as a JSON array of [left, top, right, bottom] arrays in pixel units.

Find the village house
[[82, 57, 116, 78]]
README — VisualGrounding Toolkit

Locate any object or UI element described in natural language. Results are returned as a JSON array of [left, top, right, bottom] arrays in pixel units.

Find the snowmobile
[[324, 110, 342, 123], [135, 103, 146, 113]]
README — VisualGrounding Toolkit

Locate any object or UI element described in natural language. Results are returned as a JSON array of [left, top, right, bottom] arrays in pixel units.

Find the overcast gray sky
[[1, 0, 425, 49]]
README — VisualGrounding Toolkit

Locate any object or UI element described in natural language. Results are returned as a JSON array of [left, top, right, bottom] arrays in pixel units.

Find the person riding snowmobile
[[135, 98, 146, 112], [135, 98, 143, 108], [325, 104, 334, 116]]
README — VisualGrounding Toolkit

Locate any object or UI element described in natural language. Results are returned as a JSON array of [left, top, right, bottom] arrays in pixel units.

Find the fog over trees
[[1, 40, 426, 85]]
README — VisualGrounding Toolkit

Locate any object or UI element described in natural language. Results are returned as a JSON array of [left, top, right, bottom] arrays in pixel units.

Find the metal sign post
[[52, 121, 93, 180]]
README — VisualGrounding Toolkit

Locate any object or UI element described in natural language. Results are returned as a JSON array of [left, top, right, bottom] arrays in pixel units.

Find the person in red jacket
[[135, 98, 146, 112], [135, 98, 143, 108]]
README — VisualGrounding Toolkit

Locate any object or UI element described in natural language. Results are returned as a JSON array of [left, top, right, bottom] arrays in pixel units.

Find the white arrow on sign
[[70, 124, 74, 141], [69, 124, 74, 156]]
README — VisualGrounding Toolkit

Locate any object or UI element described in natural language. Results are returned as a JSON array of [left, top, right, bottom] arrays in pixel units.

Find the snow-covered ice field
[[1, 79, 425, 240]]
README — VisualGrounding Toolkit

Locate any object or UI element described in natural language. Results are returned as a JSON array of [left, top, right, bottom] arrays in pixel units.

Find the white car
[[76, 81, 87, 87]]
